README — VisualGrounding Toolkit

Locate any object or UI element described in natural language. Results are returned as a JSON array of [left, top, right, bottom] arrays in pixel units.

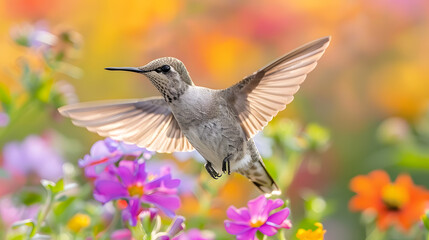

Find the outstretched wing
[[224, 36, 331, 139], [58, 97, 195, 153]]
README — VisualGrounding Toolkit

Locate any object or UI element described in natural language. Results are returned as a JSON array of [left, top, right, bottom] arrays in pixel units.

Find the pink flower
[[93, 160, 180, 219], [224, 195, 291, 240]]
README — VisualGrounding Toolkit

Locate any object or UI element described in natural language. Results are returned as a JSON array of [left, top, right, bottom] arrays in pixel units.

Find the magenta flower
[[79, 138, 152, 178], [94, 160, 180, 217], [224, 195, 291, 240]]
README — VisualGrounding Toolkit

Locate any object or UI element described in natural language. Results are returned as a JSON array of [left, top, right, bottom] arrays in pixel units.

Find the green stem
[[278, 229, 287, 240], [34, 191, 54, 237]]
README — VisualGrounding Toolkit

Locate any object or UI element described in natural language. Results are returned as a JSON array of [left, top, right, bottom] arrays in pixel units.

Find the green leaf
[[51, 179, 64, 194], [18, 190, 44, 205], [41, 178, 65, 195], [53, 196, 76, 216]]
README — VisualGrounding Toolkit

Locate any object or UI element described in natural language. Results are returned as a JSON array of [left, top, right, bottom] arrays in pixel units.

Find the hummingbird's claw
[[205, 162, 222, 179], [222, 154, 232, 175]]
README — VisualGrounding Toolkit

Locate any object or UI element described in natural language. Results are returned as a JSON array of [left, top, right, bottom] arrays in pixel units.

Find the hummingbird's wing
[[224, 36, 330, 139], [58, 97, 195, 153]]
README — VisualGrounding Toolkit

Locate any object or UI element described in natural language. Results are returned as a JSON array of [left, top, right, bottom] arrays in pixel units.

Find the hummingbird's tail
[[237, 154, 281, 196], [249, 160, 281, 196]]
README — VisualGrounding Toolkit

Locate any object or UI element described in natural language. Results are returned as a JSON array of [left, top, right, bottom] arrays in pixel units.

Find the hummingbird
[[59, 37, 330, 196]]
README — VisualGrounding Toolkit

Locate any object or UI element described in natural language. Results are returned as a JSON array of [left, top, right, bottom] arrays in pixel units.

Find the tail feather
[[242, 160, 281, 196]]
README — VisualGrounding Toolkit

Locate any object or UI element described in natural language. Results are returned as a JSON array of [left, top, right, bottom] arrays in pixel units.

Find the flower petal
[[94, 180, 127, 203], [143, 193, 180, 217], [259, 224, 278, 236], [267, 208, 290, 226], [236, 228, 258, 240], [247, 195, 267, 219], [117, 165, 135, 186], [227, 207, 251, 222], [224, 220, 251, 235]]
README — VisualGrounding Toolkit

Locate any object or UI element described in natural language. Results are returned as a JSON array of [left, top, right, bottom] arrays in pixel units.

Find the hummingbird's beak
[[104, 67, 149, 73]]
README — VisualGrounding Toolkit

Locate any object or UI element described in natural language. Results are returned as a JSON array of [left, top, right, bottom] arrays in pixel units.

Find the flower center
[[250, 218, 266, 228], [127, 183, 144, 197], [381, 184, 409, 211]]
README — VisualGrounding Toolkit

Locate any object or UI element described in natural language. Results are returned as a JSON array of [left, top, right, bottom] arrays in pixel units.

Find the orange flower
[[349, 170, 429, 231]]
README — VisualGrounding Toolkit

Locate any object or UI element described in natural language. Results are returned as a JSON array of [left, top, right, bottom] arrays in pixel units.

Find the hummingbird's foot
[[205, 162, 221, 179], [222, 154, 232, 175]]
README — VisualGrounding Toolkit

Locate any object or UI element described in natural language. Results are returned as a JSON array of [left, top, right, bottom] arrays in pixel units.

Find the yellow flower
[[67, 213, 91, 233], [296, 222, 326, 240]]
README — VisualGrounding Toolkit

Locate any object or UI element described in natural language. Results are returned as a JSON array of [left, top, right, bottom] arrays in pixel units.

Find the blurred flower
[[349, 170, 429, 231], [79, 138, 151, 178], [67, 213, 91, 233], [0, 112, 9, 127], [377, 117, 410, 144], [153, 216, 185, 240], [173, 228, 215, 240], [2, 134, 63, 181], [0, 197, 38, 228], [296, 222, 326, 240], [93, 160, 181, 217], [224, 195, 291, 239], [51, 80, 79, 107], [111, 229, 132, 240], [10, 22, 57, 50]]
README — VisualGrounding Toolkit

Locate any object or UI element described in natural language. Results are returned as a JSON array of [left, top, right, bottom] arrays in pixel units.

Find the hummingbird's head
[[105, 57, 194, 101]]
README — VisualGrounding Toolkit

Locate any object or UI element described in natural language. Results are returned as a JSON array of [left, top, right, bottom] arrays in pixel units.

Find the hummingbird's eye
[[160, 65, 171, 73]]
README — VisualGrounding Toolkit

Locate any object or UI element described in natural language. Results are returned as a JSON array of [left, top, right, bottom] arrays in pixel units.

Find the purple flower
[[2, 134, 63, 181], [224, 195, 291, 240], [94, 160, 181, 217], [10, 22, 57, 50], [79, 138, 152, 178], [173, 229, 215, 240]]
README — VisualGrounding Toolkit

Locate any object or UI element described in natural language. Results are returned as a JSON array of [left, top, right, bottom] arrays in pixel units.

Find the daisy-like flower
[[79, 138, 152, 178], [349, 170, 429, 231], [224, 195, 291, 240], [296, 222, 326, 240], [94, 160, 181, 217]]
